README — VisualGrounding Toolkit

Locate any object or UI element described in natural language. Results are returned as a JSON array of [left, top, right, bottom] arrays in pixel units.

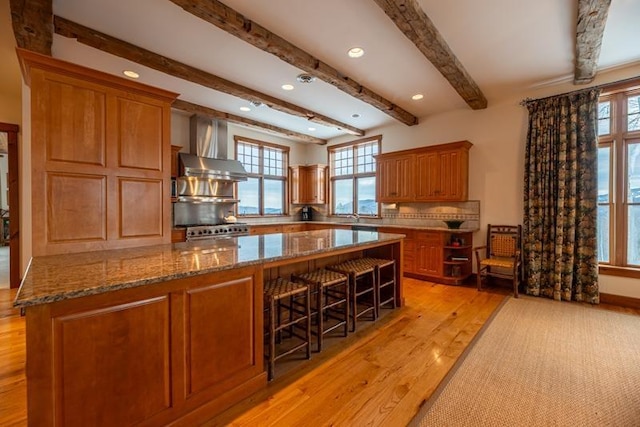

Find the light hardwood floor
[[2, 280, 636, 426]]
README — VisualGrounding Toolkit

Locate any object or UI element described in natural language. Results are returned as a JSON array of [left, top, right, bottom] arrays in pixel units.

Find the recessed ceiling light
[[239, 106, 251, 112], [412, 93, 424, 100], [308, 127, 316, 131], [123, 70, 139, 79], [347, 47, 364, 58], [351, 113, 360, 118], [281, 84, 294, 91]]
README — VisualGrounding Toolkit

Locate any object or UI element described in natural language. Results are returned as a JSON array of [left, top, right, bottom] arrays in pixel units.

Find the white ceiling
[[6, 1, 640, 142]]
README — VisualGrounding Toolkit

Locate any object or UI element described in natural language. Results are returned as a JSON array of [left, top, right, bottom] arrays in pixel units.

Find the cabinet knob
[[390, 192, 397, 195]]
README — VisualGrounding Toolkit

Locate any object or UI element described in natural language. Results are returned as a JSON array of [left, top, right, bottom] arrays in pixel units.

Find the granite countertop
[[15, 229, 404, 308]]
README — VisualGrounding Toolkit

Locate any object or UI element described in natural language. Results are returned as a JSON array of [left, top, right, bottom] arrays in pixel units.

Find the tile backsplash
[[381, 201, 480, 230], [295, 200, 480, 230]]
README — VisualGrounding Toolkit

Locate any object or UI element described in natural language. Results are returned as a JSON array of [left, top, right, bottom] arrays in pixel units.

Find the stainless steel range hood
[[178, 115, 248, 181]]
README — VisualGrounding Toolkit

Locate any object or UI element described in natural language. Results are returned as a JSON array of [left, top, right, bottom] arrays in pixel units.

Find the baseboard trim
[[600, 292, 640, 310]]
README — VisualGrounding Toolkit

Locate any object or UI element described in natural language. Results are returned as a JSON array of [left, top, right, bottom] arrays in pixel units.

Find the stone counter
[[15, 229, 404, 307]]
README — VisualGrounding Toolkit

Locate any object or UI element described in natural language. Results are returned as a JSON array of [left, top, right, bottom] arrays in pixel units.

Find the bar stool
[[359, 258, 397, 317], [328, 258, 376, 332], [263, 277, 311, 381], [292, 269, 349, 352]]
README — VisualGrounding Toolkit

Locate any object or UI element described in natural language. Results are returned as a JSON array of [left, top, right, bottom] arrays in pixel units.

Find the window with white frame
[[597, 83, 640, 273], [235, 136, 288, 216], [328, 136, 380, 217]]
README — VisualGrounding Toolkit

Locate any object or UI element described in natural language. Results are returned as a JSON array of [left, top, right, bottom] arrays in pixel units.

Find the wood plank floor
[[1, 280, 637, 426], [202, 279, 507, 426]]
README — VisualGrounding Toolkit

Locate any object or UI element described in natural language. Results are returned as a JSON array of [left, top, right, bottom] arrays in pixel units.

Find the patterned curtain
[[523, 89, 600, 303]]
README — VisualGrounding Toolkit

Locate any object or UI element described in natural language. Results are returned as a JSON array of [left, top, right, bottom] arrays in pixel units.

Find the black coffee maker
[[301, 206, 313, 221]]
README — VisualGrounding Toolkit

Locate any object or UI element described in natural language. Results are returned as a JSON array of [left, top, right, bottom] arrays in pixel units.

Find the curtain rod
[[520, 74, 640, 106]]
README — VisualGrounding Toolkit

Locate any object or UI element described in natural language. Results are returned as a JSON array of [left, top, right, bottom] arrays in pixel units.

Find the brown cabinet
[[171, 145, 182, 178], [282, 224, 305, 233], [249, 225, 283, 235], [290, 165, 327, 204], [19, 49, 177, 256], [442, 231, 473, 284], [376, 141, 472, 203], [25, 266, 265, 426], [171, 228, 186, 243], [377, 155, 414, 203], [383, 226, 472, 285], [414, 231, 443, 277], [415, 146, 469, 201]]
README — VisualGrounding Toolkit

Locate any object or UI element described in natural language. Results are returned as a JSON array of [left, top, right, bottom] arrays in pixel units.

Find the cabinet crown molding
[[16, 48, 178, 102]]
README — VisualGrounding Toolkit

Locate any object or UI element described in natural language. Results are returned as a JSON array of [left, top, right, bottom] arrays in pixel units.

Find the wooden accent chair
[[474, 225, 523, 298]]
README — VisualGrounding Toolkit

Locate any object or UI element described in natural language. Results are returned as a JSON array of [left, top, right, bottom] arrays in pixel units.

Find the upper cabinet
[[377, 154, 414, 202], [18, 49, 178, 256], [171, 145, 182, 178], [290, 165, 327, 205], [376, 141, 472, 203]]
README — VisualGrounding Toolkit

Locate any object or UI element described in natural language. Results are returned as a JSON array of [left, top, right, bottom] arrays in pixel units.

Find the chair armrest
[[474, 246, 487, 268]]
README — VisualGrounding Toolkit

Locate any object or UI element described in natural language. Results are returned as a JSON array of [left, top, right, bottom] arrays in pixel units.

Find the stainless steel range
[[185, 224, 249, 241]]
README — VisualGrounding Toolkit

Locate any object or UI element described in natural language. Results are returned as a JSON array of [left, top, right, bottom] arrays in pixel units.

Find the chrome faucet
[[349, 213, 360, 223]]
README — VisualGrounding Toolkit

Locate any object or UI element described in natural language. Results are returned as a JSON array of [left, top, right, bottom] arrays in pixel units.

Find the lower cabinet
[[25, 266, 265, 426], [249, 224, 283, 235], [171, 227, 186, 243], [381, 227, 472, 285], [414, 232, 443, 277]]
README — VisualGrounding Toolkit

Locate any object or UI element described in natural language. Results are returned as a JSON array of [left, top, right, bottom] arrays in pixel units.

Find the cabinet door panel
[[54, 296, 171, 426], [46, 77, 106, 166], [119, 178, 164, 238], [415, 232, 443, 276], [438, 150, 463, 200], [186, 276, 259, 395], [289, 166, 301, 204], [377, 155, 413, 202], [117, 98, 164, 171], [47, 172, 107, 242]]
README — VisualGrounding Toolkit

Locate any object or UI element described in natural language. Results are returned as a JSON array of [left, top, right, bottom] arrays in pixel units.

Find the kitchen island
[[15, 229, 404, 426]]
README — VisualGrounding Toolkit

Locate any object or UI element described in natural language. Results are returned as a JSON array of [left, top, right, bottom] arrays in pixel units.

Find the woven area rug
[[409, 296, 640, 427]]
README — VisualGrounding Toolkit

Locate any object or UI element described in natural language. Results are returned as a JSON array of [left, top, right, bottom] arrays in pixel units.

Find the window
[[235, 136, 288, 216], [597, 83, 640, 272], [328, 136, 380, 217]]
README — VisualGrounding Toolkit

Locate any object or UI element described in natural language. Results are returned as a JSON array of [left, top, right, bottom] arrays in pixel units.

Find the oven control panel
[[186, 224, 249, 241]]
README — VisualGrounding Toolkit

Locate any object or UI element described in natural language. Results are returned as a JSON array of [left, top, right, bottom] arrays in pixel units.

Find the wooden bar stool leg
[[268, 298, 276, 381], [306, 286, 312, 359], [316, 283, 323, 352]]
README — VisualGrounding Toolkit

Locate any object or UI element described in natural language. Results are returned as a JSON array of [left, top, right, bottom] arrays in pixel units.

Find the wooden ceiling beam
[[372, 0, 487, 110], [53, 16, 363, 136], [9, 0, 53, 55], [575, 0, 611, 84], [168, 0, 419, 126], [173, 99, 327, 145]]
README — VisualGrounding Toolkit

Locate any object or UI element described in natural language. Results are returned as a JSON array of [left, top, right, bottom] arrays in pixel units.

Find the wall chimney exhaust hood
[[179, 115, 248, 181]]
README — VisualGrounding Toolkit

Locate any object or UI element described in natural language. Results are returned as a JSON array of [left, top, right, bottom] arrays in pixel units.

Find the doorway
[[0, 122, 19, 289]]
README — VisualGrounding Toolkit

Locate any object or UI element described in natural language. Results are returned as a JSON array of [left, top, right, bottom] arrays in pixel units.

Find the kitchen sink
[[351, 224, 378, 232]]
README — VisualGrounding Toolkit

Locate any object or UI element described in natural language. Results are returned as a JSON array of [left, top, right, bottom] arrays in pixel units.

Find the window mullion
[[614, 93, 627, 265]]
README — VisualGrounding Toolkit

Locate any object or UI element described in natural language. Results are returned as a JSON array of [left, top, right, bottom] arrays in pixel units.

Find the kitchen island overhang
[[15, 229, 404, 426]]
